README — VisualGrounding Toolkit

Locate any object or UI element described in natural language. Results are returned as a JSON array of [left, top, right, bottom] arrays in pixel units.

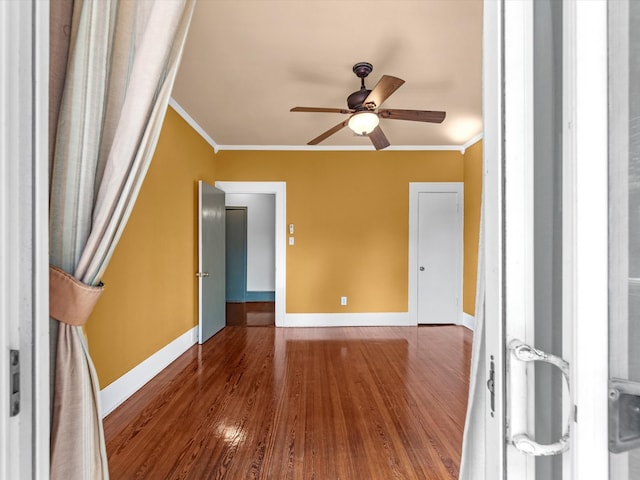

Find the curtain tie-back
[[49, 265, 103, 326]]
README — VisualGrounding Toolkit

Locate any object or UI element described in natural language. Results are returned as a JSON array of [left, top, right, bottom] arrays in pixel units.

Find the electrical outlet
[[341, 296, 347, 306]]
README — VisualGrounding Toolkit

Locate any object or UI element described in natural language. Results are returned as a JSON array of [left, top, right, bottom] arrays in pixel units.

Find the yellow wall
[[463, 140, 483, 316], [215, 150, 465, 313], [86, 107, 483, 389], [85, 107, 215, 387]]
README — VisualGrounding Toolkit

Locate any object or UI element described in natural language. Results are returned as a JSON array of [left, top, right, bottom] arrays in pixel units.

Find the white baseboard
[[99, 311, 465, 416], [462, 312, 475, 331], [283, 312, 413, 327], [100, 326, 198, 418]]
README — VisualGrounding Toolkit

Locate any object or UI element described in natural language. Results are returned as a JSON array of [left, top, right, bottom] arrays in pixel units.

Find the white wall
[[225, 193, 275, 291]]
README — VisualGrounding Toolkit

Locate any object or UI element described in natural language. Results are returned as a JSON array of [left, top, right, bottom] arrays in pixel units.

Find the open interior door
[[609, 0, 640, 477], [198, 181, 226, 344]]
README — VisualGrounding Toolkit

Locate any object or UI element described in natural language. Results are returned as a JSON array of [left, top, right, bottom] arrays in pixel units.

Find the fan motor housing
[[347, 89, 371, 111]]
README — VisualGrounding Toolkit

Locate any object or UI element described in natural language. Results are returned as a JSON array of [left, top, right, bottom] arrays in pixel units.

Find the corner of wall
[[462, 140, 483, 317], [86, 106, 216, 388], [100, 327, 198, 417]]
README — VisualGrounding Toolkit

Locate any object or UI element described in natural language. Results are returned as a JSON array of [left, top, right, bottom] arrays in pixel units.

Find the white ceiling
[[171, 0, 483, 150]]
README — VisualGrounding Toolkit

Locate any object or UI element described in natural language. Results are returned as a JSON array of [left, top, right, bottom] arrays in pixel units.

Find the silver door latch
[[508, 340, 572, 456]]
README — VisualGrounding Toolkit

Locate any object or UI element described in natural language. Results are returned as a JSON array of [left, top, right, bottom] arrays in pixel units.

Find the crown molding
[[460, 133, 484, 154], [215, 144, 469, 152], [169, 97, 482, 154], [168, 98, 219, 153]]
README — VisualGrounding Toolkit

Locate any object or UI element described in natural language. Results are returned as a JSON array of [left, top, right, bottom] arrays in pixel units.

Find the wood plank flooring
[[104, 325, 472, 479], [226, 302, 275, 326]]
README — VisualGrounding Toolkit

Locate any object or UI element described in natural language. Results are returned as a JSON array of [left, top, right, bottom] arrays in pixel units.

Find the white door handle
[[508, 339, 572, 456]]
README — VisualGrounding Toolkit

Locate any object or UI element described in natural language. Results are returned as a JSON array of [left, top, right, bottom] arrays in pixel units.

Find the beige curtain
[[458, 198, 485, 480], [49, 1, 195, 478]]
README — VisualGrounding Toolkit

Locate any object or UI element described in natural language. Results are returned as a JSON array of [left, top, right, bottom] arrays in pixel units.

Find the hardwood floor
[[226, 302, 275, 326], [104, 325, 472, 479]]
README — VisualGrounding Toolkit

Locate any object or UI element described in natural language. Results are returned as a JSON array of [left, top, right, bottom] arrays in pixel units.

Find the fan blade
[[369, 126, 390, 150], [379, 109, 446, 123], [362, 75, 405, 109], [307, 120, 349, 145], [291, 107, 353, 114]]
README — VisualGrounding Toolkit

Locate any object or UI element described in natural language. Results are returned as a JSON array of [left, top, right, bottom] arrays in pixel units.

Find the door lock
[[609, 378, 640, 453], [419, 266, 425, 271], [487, 355, 495, 417], [9, 350, 19, 417]]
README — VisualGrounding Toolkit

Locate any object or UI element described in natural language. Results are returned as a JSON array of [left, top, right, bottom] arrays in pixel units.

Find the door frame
[[215, 181, 286, 327], [408, 182, 464, 326], [569, 0, 609, 476], [482, 0, 505, 477], [0, 1, 50, 478]]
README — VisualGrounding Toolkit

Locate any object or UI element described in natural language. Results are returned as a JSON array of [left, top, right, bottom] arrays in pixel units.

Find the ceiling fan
[[290, 62, 446, 150]]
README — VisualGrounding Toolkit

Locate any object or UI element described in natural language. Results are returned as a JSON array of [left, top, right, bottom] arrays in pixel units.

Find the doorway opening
[[225, 201, 275, 326], [215, 181, 287, 327]]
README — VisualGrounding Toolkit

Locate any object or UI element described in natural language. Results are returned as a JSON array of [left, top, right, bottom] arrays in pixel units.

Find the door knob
[[419, 266, 425, 271], [196, 272, 209, 278]]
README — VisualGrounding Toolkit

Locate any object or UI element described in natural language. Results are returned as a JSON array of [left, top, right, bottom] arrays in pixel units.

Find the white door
[[608, 1, 640, 478], [482, 0, 609, 478], [198, 181, 226, 343], [417, 190, 462, 324]]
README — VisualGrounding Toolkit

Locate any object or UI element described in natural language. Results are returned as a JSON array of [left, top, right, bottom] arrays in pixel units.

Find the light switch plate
[[289, 237, 294, 245]]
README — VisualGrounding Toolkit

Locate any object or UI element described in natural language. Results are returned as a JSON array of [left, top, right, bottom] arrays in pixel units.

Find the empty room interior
[[72, 1, 484, 478]]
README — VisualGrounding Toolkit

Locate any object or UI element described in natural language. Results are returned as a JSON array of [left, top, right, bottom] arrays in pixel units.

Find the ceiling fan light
[[348, 111, 379, 135]]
